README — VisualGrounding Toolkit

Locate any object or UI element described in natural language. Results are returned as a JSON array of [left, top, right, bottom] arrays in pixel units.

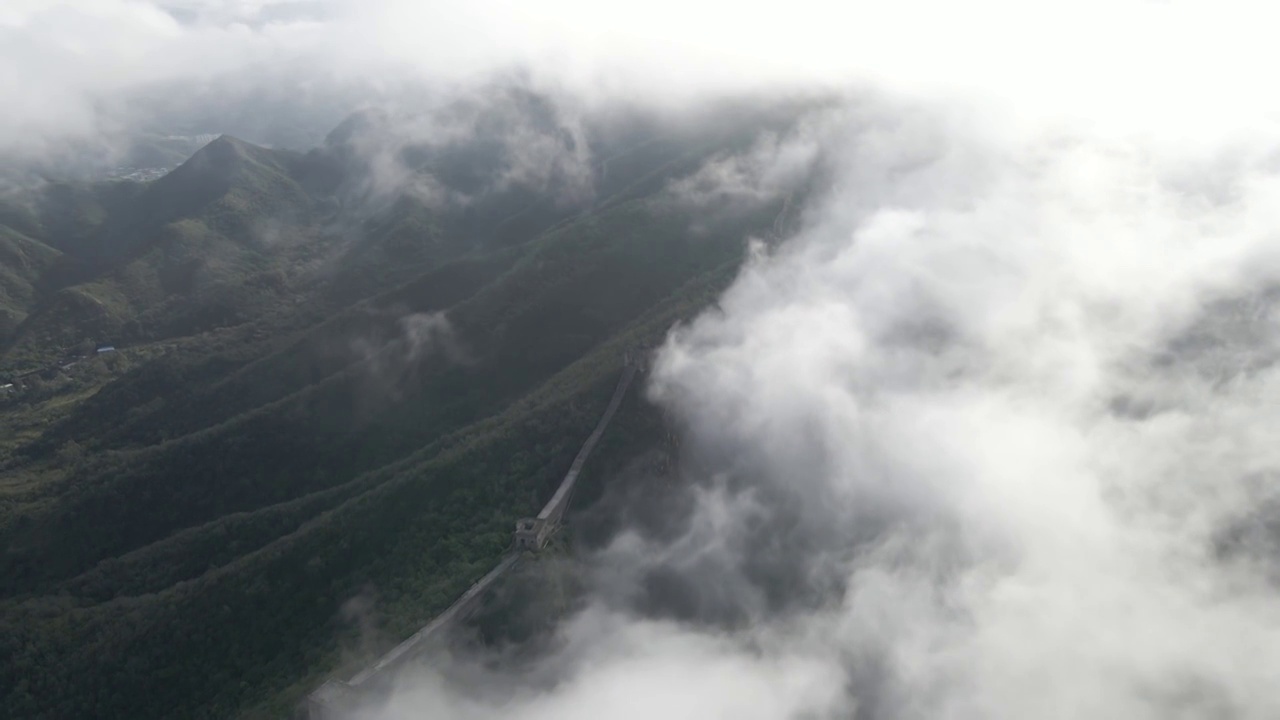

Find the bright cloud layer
[[10, 2, 1280, 718]]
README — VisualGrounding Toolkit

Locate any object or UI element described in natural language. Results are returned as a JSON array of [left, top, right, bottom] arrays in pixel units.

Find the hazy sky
[[5, 0, 1280, 155], [11, 2, 1280, 719]]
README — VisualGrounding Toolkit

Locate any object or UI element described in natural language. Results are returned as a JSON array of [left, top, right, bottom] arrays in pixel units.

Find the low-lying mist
[[9, 2, 1280, 718], [366, 52, 1280, 720]]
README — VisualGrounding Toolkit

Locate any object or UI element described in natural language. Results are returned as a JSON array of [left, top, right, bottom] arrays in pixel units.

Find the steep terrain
[[0, 96, 813, 718]]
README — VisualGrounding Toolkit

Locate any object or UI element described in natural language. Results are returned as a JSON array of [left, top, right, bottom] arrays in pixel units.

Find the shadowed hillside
[[0, 96, 819, 719]]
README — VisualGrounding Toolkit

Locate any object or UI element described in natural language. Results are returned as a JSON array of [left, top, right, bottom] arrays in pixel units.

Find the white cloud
[[641, 87, 1280, 717], [7, 0, 1280, 162], [375, 608, 848, 720], [13, 1, 1280, 717], [346, 82, 1280, 716]]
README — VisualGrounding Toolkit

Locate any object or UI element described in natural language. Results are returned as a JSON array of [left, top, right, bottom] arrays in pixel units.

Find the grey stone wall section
[[350, 554, 520, 688], [308, 360, 641, 719], [538, 363, 638, 527]]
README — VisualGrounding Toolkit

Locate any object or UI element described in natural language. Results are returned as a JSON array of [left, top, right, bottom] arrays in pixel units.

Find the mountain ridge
[[0, 98, 814, 718]]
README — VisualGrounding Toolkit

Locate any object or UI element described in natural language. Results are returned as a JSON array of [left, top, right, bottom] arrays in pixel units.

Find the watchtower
[[514, 517, 547, 550]]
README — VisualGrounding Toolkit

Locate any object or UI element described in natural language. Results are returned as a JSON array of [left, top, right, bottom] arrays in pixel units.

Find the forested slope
[[0, 96, 811, 718]]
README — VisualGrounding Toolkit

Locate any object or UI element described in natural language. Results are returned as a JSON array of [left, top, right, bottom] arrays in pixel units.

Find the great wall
[[307, 357, 643, 719]]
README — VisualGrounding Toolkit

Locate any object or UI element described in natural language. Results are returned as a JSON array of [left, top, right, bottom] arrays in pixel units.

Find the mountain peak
[[139, 135, 302, 227], [323, 109, 390, 149], [180, 134, 260, 172]]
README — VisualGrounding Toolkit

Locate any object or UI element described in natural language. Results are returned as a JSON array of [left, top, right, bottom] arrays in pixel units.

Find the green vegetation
[[0, 104, 801, 718]]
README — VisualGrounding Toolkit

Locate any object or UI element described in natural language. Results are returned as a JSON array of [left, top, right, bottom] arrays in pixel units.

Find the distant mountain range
[[0, 92, 818, 718]]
